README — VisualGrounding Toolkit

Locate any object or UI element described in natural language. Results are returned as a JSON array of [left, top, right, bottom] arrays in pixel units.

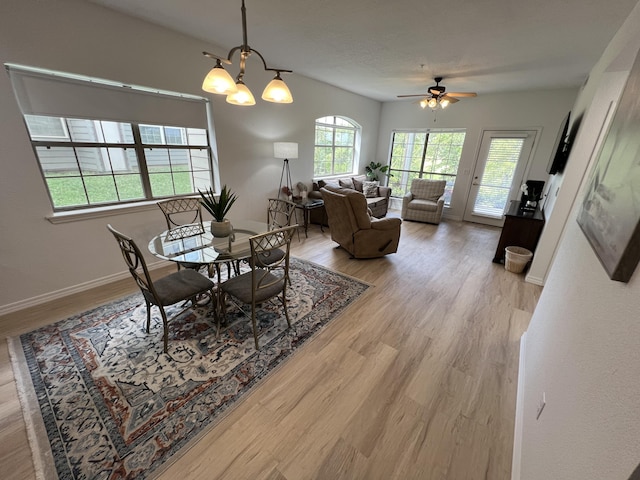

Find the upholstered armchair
[[320, 185, 401, 259], [401, 179, 446, 224]]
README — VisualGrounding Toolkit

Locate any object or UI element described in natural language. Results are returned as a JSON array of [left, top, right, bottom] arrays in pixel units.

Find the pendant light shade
[[226, 81, 256, 106], [202, 60, 238, 95], [262, 73, 293, 103]]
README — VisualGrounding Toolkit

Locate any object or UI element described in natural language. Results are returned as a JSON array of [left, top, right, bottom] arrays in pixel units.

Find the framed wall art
[[577, 47, 640, 283]]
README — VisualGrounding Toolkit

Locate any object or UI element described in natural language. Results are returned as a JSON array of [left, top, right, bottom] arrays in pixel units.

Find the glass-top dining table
[[148, 220, 269, 280]]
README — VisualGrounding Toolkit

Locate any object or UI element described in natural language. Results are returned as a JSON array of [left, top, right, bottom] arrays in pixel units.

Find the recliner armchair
[[401, 179, 446, 224], [320, 184, 401, 258]]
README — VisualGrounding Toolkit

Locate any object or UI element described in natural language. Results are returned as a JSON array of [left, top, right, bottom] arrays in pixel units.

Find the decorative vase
[[210, 219, 232, 237]]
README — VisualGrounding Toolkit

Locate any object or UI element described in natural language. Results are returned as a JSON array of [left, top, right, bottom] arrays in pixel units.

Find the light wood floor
[[0, 216, 541, 480]]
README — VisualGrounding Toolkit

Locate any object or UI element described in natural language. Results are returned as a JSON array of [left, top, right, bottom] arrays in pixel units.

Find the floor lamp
[[274, 142, 298, 199]]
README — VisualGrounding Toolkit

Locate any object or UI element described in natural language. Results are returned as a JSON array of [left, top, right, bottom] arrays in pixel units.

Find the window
[[313, 116, 360, 177], [24, 115, 211, 208], [7, 63, 216, 211], [388, 130, 466, 206]]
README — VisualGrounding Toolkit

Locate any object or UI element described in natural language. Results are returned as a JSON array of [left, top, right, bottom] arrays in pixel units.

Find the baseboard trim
[[511, 331, 527, 480], [0, 260, 169, 316], [525, 273, 545, 286]]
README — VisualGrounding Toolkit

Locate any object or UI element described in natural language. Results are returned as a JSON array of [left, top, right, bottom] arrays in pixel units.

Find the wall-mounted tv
[[547, 111, 571, 175]]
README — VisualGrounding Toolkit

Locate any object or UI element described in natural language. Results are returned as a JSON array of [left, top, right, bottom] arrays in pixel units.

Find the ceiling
[[86, 0, 638, 102]]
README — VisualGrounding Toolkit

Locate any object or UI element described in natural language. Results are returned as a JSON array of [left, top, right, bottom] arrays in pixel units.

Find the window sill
[[46, 200, 163, 224]]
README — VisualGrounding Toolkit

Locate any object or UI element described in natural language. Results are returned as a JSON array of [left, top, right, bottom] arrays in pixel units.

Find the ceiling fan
[[397, 77, 477, 110]]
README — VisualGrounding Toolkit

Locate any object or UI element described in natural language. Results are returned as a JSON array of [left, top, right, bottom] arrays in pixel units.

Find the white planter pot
[[210, 219, 232, 237]]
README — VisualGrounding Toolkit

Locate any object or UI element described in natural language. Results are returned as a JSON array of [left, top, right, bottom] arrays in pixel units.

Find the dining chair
[[218, 225, 297, 350], [107, 224, 215, 354], [267, 198, 297, 230], [157, 197, 204, 230], [261, 198, 297, 283], [157, 197, 207, 272]]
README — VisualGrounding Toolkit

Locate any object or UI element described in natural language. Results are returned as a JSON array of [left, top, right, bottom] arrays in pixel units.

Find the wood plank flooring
[[0, 216, 541, 479]]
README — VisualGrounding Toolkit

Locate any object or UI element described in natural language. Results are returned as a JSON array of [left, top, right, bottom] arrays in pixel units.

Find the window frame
[[313, 115, 361, 178], [7, 63, 219, 215], [26, 116, 213, 212], [387, 128, 466, 206]]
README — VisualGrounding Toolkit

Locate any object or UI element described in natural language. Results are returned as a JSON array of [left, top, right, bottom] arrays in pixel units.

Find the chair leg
[[145, 299, 152, 333], [159, 308, 170, 353], [282, 288, 291, 328], [251, 300, 260, 350]]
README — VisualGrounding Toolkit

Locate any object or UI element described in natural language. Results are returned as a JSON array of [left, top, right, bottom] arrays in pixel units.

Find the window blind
[[6, 63, 208, 129]]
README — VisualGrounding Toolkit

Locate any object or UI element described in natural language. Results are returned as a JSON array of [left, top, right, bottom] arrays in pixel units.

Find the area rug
[[8, 258, 370, 480]]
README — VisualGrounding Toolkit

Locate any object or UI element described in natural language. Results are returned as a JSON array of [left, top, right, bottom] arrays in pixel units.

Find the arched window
[[313, 116, 360, 177]]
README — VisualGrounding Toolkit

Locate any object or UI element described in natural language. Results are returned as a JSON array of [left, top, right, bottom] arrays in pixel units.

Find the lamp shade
[[262, 75, 293, 103], [226, 81, 256, 106], [273, 142, 298, 159], [202, 62, 238, 95]]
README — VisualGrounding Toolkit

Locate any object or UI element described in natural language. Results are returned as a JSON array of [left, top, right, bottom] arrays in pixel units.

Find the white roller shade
[[6, 63, 208, 128]]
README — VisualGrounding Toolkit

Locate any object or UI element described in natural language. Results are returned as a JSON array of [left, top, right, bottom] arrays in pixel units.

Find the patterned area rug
[[9, 258, 370, 480]]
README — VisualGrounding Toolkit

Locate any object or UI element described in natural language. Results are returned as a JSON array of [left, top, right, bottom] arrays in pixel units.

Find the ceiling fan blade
[[397, 93, 430, 98], [441, 95, 460, 104], [445, 92, 477, 98]]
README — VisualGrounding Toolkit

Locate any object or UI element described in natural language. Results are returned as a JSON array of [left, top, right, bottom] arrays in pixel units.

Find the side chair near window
[[157, 197, 206, 271], [107, 224, 215, 354], [401, 178, 447, 225], [218, 225, 297, 350], [260, 198, 297, 283], [320, 184, 401, 259]]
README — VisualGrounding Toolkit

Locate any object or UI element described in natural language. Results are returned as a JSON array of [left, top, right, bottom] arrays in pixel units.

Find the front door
[[463, 130, 537, 227]]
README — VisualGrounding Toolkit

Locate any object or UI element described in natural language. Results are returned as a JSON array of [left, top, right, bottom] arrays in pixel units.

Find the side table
[[493, 200, 545, 264], [294, 199, 325, 238]]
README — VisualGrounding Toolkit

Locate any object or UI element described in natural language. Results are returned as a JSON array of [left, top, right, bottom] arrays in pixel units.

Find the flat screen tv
[[547, 112, 571, 175]]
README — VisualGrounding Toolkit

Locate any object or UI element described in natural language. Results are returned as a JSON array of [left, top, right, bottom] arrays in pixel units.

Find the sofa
[[308, 174, 391, 225], [320, 184, 401, 258]]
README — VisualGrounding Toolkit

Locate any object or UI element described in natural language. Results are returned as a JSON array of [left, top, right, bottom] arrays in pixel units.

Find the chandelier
[[201, 0, 293, 106]]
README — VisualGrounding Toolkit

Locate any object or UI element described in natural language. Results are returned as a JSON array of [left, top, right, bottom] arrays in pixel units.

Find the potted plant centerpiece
[[198, 185, 238, 237], [365, 161, 394, 182]]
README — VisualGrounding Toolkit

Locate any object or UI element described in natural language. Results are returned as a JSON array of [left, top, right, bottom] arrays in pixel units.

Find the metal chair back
[[267, 198, 296, 231], [157, 197, 204, 230]]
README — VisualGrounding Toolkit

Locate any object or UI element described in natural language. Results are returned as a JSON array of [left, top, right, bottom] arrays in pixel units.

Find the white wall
[[378, 89, 577, 220], [0, 0, 380, 311], [518, 1, 640, 478]]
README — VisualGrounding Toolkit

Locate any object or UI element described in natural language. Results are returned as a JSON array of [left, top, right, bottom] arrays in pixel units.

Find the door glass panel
[[472, 138, 525, 217]]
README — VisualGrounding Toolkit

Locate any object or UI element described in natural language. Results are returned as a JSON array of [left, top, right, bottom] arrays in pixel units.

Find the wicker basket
[[505, 246, 533, 273]]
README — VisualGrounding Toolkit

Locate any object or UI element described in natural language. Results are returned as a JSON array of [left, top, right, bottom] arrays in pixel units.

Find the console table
[[493, 201, 545, 264]]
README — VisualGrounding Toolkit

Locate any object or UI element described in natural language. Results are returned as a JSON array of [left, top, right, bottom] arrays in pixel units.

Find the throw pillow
[[339, 178, 354, 189], [351, 175, 368, 192], [363, 181, 379, 198]]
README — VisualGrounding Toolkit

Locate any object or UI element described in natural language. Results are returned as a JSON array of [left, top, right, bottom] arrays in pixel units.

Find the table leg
[[304, 208, 310, 238]]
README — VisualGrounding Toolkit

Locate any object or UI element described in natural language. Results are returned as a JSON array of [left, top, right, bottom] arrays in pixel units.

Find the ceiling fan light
[[202, 61, 238, 95], [440, 98, 450, 108], [428, 97, 438, 109], [419, 99, 428, 109], [262, 74, 293, 103], [226, 81, 256, 106]]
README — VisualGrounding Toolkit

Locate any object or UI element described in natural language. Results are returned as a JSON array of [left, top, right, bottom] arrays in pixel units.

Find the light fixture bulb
[[440, 98, 450, 108], [262, 74, 293, 103], [428, 97, 438, 109], [202, 61, 238, 95], [419, 99, 428, 109], [226, 81, 256, 106]]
